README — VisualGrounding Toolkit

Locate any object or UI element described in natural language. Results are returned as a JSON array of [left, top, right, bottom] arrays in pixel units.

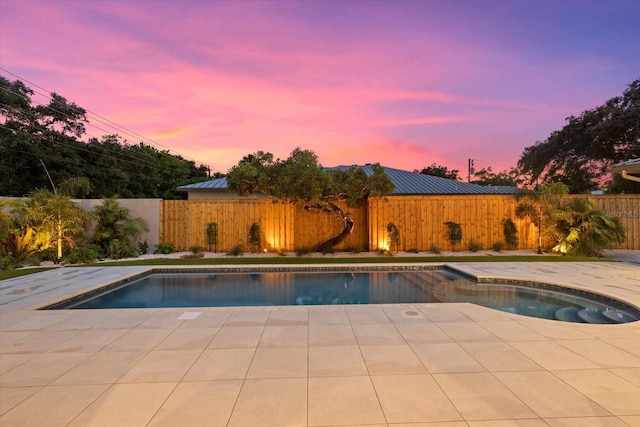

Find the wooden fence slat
[[161, 195, 640, 252]]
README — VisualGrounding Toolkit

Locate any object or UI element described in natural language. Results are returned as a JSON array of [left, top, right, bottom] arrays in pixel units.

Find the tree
[[471, 167, 523, 187], [226, 148, 394, 251], [515, 182, 569, 254], [549, 198, 625, 256], [1, 76, 87, 195], [1, 77, 209, 198], [415, 163, 460, 180], [518, 79, 640, 193]]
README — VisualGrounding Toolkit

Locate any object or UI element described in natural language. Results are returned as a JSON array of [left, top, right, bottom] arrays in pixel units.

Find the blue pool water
[[47, 268, 640, 324]]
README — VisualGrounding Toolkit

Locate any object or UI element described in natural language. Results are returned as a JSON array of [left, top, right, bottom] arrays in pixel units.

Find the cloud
[[2, 0, 638, 179]]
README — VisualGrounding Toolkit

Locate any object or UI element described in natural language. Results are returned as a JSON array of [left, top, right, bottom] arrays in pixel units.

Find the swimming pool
[[43, 267, 640, 324]]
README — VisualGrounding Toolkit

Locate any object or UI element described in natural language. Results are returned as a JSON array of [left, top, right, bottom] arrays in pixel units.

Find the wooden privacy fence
[[161, 194, 640, 252]]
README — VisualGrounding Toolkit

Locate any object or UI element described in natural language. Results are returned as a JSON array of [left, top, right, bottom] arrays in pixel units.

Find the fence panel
[[163, 195, 640, 253], [294, 202, 368, 251], [368, 196, 538, 252]]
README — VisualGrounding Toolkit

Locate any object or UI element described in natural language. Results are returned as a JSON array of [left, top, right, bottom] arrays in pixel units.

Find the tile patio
[[1, 261, 639, 426]]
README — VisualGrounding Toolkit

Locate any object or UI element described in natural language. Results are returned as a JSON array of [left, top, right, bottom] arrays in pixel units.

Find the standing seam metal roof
[[177, 165, 519, 195]]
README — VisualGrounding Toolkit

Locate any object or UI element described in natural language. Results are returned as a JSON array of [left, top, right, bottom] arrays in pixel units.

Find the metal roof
[[177, 177, 228, 191], [610, 158, 640, 174], [177, 165, 519, 195]]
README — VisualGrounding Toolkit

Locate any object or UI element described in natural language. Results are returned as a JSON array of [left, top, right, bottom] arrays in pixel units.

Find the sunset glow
[[1, 0, 638, 176]]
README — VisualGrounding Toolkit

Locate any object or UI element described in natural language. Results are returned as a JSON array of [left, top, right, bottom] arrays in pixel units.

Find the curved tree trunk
[[308, 203, 355, 252]]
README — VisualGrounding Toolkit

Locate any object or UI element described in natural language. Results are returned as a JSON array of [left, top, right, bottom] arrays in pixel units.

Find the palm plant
[[8, 189, 89, 261], [549, 198, 625, 256], [92, 197, 148, 256], [514, 182, 568, 254]]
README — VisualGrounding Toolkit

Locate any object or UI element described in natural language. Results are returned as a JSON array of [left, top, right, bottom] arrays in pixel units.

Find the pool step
[[555, 306, 585, 323], [577, 308, 616, 324]]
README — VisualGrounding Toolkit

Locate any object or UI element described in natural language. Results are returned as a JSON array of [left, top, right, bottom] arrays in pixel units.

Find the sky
[[1, 0, 639, 177]]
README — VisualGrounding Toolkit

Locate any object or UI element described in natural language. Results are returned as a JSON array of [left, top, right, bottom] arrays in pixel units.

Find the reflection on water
[[435, 280, 640, 324], [63, 270, 639, 324]]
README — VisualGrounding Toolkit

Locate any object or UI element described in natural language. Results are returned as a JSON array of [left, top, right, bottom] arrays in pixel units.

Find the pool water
[[49, 268, 640, 324]]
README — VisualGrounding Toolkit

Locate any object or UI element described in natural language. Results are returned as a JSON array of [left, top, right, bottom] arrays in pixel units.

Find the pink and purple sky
[[1, 0, 639, 176]]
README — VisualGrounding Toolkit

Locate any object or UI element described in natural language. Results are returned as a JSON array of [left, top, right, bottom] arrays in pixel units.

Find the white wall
[[1, 197, 162, 253]]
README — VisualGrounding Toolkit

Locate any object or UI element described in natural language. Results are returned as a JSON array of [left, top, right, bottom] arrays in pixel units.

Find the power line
[[0, 78, 177, 166], [0, 123, 187, 171], [0, 98, 160, 168], [0, 67, 207, 166]]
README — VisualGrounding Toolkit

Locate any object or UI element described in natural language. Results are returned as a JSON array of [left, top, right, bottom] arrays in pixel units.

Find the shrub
[[154, 242, 175, 254], [0, 255, 17, 270], [137, 240, 149, 255], [190, 246, 205, 254], [63, 245, 102, 264], [247, 222, 261, 253], [296, 247, 311, 257], [386, 222, 400, 253], [492, 241, 505, 252], [468, 240, 482, 252], [502, 218, 519, 249], [181, 252, 205, 259], [227, 244, 243, 256], [429, 243, 441, 254], [407, 248, 419, 253], [108, 240, 138, 260], [321, 244, 334, 255], [445, 221, 463, 248], [92, 198, 148, 255], [206, 222, 218, 252]]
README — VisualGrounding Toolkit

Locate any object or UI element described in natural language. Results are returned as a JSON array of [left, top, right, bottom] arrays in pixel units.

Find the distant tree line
[[2, 75, 638, 198], [0, 77, 209, 199]]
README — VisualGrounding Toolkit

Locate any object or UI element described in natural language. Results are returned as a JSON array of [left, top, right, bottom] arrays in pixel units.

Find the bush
[[63, 245, 102, 264], [190, 246, 205, 254], [206, 222, 218, 252], [429, 243, 441, 254], [181, 252, 205, 259], [227, 244, 243, 256], [137, 240, 149, 255], [154, 242, 175, 254], [296, 247, 311, 257], [407, 248, 419, 253], [37, 248, 59, 262], [247, 222, 261, 253], [108, 240, 138, 260], [468, 240, 482, 252], [321, 244, 334, 255], [0, 255, 17, 270], [492, 241, 505, 252], [386, 222, 400, 252], [445, 221, 463, 248], [502, 218, 519, 249]]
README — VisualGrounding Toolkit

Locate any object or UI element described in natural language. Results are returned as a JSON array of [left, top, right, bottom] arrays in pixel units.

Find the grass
[[0, 254, 606, 280]]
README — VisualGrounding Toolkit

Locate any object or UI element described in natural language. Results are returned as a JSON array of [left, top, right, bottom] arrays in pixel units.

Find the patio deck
[[1, 262, 640, 426]]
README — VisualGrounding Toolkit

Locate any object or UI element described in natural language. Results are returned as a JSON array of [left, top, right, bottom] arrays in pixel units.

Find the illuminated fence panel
[[161, 195, 640, 252]]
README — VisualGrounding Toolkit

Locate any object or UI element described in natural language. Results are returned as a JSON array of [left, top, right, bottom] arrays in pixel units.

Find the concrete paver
[[1, 261, 639, 426]]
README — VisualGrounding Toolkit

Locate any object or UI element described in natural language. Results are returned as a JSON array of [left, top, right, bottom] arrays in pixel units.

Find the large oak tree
[[518, 79, 640, 193]]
